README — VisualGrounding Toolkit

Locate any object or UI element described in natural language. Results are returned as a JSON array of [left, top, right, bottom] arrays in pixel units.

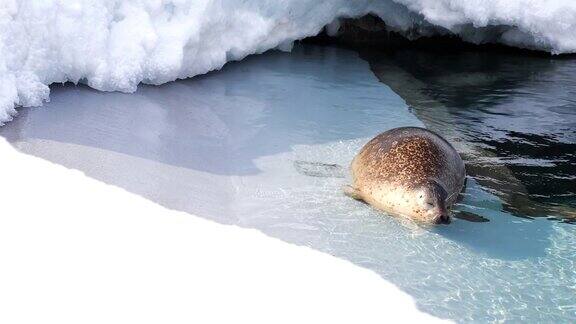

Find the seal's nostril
[[440, 215, 450, 224]]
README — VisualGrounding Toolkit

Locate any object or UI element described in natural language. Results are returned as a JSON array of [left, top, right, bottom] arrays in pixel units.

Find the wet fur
[[348, 127, 466, 222]]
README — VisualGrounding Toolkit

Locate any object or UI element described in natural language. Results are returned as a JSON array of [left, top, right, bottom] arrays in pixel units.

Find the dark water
[[361, 48, 576, 221]]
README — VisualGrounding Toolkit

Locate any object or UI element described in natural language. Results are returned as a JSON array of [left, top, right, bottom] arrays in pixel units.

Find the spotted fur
[[348, 127, 466, 223]]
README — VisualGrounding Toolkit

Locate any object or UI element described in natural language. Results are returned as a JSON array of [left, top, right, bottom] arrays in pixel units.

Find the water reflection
[[361, 49, 576, 221], [0, 45, 418, 223]]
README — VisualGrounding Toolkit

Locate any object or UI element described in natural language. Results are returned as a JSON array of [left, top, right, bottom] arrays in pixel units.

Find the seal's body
[[345, 127, 466, 224]]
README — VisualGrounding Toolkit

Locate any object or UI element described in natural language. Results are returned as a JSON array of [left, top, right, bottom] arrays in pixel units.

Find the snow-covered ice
[[0, 136, 448, 324], [2, 0, 576, 122]]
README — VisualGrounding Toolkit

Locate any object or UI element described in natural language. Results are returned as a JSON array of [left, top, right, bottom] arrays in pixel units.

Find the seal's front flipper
[[343, 185, 363, 201], [456, 176, 469, 203], [452, 210, 489, 223], [294, 161, 346, 178]]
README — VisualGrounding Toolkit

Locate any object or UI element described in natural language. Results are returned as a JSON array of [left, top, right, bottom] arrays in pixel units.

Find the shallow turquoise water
[[1, 44, 574, 322]]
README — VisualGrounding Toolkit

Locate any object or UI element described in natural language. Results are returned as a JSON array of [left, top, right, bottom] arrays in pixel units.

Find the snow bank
[[0, 137, 446, 323], [393, 0, 576, 53], [1, 0, 576, 123]]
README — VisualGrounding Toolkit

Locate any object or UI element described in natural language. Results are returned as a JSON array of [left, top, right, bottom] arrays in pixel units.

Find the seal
[[344, 127, 466, 225]]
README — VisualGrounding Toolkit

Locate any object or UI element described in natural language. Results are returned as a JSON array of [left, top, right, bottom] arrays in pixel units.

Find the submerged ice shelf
[[1, 45, 575, 322]]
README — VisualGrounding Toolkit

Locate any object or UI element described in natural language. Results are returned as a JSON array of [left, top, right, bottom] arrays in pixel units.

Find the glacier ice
[[1, 0, 576, 123]]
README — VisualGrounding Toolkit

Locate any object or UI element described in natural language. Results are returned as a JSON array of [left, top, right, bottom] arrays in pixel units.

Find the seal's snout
[[435, 214, 451, 225]]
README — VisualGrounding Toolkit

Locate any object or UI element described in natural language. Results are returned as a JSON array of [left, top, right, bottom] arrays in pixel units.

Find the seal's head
[[414, 181, 451, 225]]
